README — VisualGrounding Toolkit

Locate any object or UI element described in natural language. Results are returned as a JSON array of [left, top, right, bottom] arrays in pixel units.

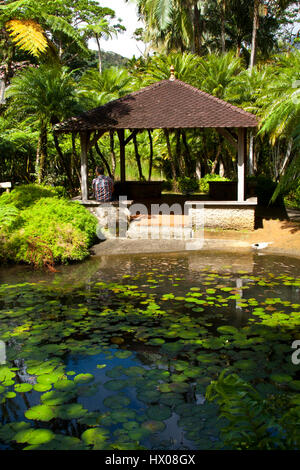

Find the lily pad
[[81, 428, 109, 450], [74, 373, 94, 384], [14, 428, 55, 445], [25, 404, 57, 422], [103, 394, 130, 409], [14, 383, 33, 393], [146, 405, 172, 421]]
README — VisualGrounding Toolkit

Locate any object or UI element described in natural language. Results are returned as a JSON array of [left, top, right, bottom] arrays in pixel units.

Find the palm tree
[[6, 65, 79, 183], [142, 51, 201, 85], [78, 67, 134, 108], [82, 18, 125, 74], [258, 51, 300, 195], [134, 0, 207, 54], [79, 67, 135, 176], [196, 51, 242, 99]]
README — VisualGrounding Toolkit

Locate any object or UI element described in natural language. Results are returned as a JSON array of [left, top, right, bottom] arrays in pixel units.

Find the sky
[[89, 0, 144, 58]]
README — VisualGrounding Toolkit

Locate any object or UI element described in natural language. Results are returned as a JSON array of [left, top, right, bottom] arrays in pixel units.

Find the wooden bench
[[0, 182, 12, 193]]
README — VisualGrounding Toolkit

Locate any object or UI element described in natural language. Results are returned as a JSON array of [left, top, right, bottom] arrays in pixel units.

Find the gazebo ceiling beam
[[124, 129, 139, 146]]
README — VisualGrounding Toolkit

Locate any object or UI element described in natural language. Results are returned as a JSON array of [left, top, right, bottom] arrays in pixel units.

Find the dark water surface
[[0, 251, 299, 450]]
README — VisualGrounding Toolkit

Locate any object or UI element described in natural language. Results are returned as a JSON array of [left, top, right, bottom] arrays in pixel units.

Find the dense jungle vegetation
[[0, 0, 299, 206]]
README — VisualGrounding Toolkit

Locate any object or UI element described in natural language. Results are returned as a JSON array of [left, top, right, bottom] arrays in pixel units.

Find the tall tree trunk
[[95, 33, 102, 74], [249, 131, 254, 176], [36, 122, 48, 184], [95, 142, 112, 178], [53, 132, 74, 189], [211, 141, 222, 174], [181, 130, 193, 176], [175, 130, 184, 173], [220, 0, 226, 53], [71, 133, 82, 185], [250, 0, 260, 70], [0, 79, 5, 105], [280, 138, 293, 176], [193, 2, 202, 55], [164, 129, 177, 190], [133, 134, 144, 180], [148, 130, 153, 181], [110, 131, 116, 177]]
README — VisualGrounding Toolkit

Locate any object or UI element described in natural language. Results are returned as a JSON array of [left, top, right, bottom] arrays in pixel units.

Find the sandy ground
[[204, 208, 300, 256]]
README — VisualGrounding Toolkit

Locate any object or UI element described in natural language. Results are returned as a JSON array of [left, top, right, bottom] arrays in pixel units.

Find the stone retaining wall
[[190, 206, 256, 231], [82, 201, 131, 239]]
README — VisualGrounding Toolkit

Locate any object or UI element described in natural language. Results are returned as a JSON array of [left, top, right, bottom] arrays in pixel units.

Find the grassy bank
[[0, 185, 98, 268]]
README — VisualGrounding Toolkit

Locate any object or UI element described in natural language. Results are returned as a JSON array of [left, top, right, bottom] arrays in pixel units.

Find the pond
[[0, 251, 299, 450]]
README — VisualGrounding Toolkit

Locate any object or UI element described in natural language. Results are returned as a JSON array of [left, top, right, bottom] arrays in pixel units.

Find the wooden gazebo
[[54, 73, 258, 204]]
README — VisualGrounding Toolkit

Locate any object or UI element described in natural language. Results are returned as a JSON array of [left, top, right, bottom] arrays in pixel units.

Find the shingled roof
[[54, 78, 258, 133]]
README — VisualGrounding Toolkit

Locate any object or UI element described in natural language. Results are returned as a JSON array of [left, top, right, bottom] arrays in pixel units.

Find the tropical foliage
[[0, 0, 299, 202], [0, 185, 98, 267]]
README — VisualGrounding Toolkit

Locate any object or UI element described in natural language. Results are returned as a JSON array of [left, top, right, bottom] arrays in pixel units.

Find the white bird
[[251, 242, 273, 250]]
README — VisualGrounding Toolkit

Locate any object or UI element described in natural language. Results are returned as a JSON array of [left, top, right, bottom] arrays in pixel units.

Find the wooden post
[[80, 131, 89, 201], [237, 128, 246, 202], [117, 130, 126, 183]]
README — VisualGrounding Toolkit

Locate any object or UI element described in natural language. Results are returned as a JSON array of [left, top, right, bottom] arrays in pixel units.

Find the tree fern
[[6, 19, 48, 57]]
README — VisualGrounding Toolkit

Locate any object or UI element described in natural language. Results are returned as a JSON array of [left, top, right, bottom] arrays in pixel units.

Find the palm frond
[[44, 15, 88, 53]]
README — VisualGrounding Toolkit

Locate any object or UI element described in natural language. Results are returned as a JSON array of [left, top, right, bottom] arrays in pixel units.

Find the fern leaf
[[6, 19, 48, 57]]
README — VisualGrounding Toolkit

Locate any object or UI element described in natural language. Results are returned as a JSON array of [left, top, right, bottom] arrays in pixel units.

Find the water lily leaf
[[114, 350, 132, 359], [106, 366, 125, 378], [161, 342, 183, 356], [41, 390, 75, 405], [137, 390, 160, 404], [25, 404, 57, 422], [81, 428, 109, 450], [124, 366, 145, 377], [56, 403, 87, 420], [148, 338, 165, 346], [0, 422, 31, 442], [111, 409, 136, 423], [33, 383, 52, 392], [14, 428, 55, 445], [25, 435, 87, 450], [54, 379, 76, 391], [217, 326, 239, 335], [74, 373, 94, 384], [103, 394, 130, 409], [146, 405, 172, 421], [14, 383, 33, 393], [104, 379, 128, 391]]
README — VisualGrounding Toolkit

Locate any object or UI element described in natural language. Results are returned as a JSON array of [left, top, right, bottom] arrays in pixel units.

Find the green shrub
[[0, 205, 23, 232], [284, 178, 300, 209], [0, 184, 67, 209], [199, 174, 230, 193], [177, 176, 199, 194], [0, 185, 98, 267], [161, 180, 173, 192]]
